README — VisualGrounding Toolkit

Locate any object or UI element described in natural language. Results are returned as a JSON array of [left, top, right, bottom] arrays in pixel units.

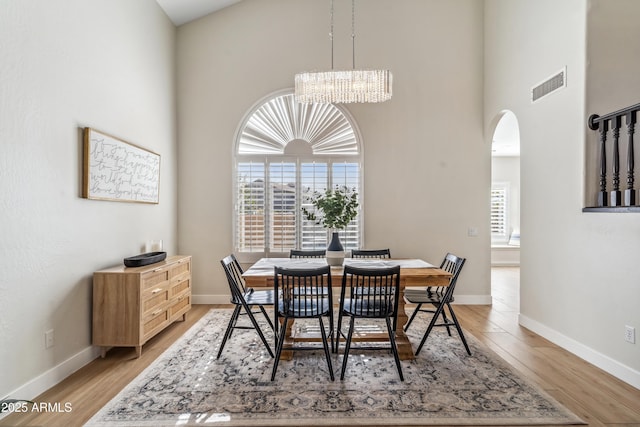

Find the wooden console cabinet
[[92, 255, 192, 358]]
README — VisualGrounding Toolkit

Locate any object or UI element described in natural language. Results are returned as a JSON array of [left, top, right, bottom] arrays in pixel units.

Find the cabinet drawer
[[141, 268, 170, 290], [169, 294, 190, 318], [170, 260, 191, 279], [142, 287, 169, 313], [143, 308, 169, 338], [170, 278, 190, 297]]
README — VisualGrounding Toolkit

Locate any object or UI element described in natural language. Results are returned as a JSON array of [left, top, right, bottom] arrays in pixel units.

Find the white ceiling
[[155, 0, 242, 26]]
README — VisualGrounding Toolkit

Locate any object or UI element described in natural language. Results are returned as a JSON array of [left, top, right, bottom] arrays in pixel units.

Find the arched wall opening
[[489, 110, 521, 266], [488, 109, 521, 311]]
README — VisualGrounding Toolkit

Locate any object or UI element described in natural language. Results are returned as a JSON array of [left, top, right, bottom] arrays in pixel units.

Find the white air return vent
[[531, 67, 566, 103]]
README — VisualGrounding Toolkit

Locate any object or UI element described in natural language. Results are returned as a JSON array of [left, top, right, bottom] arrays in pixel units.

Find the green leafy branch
[[302, 186, 358, 230]]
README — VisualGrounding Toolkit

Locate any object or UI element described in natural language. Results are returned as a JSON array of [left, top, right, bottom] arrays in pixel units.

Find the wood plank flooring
[[1, 267, 639, 427]]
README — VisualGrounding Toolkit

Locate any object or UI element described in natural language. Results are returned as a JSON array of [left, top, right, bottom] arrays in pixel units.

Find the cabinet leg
[[100, 347, 107, 358], [135, 346, 142, 358]]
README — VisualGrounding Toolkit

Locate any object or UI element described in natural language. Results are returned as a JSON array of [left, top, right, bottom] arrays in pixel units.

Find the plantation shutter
[[269, 162, 296, 252], [236, 162, 266, 252], [300, 162, 329, 250], [234, 92, 362, 258], [332, 162, 360, 249], [491, 184, 508, 241]]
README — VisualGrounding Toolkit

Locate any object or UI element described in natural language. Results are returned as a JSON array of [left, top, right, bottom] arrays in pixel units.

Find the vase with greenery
[[302, 185, 359, 265]]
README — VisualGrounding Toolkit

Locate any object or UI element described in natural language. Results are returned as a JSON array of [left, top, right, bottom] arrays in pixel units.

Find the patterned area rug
[[86, 309, 584, 426]]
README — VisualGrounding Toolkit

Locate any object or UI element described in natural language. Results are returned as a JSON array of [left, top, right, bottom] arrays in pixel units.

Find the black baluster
[[610, 116, 621, 206], [598, 119, 609, 206], [625, 111, 637, 206]]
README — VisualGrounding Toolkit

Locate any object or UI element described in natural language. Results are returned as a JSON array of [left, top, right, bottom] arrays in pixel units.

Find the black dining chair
[[271, 265, 335, 381], [289, 249, 326, 258], [218, 254, 275, 359], [351, 248, 391, 259], [336, 265, 404, 381], [403, 253, 470, 355]]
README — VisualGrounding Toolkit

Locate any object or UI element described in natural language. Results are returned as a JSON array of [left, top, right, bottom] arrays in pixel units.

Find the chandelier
[[294, 0, 392, 104]]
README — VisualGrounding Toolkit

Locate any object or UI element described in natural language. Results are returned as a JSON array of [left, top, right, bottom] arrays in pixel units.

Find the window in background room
[[234, 92, 362, 259], [490, 183, 509, 243]]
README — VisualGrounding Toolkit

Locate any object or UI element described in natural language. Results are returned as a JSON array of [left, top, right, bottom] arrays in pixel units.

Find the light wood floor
[[2, 267, 639, 427]]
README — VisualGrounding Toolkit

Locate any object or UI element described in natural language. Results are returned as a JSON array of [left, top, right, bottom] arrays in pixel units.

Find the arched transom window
[[234, 92, 362, 258]]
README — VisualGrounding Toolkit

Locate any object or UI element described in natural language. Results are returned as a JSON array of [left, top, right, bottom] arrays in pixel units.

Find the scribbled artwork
[[82, 128, 160, 203]]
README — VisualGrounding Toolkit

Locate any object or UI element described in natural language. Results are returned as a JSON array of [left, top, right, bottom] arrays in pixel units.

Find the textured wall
[[0, 0, 177, 398]]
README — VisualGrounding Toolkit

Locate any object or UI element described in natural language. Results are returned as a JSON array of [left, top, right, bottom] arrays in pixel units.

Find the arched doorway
[[490, 110, 520, 308]]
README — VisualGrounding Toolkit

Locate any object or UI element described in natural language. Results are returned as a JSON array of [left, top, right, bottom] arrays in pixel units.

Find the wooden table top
[[242, 258, 452, 287]]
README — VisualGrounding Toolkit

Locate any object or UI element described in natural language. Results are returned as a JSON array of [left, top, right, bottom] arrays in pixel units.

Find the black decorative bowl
[[124, 251, 167, 267]]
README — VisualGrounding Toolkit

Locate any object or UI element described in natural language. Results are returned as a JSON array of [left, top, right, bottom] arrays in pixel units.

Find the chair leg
[[446, 303, 472, 355], [335, 311, 344, 352], [328, 307, 335, 353], [415, 302, 446, 355], [270, 315, 289, 381], [438, 304, 452, 336], [259, 305, 274, 330], [216, 305, 241, 359], [340, 317, 355, 380], [318, 317, 334, 381], [403, 303, 422, 332], [273, 310, 279, 351], [243, 302, 274, 358], [385, 317, 404, 381]]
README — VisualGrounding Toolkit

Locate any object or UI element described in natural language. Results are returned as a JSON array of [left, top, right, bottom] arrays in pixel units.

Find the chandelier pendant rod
[[351, 0, 356, 69], [330, 0, 334, 70]]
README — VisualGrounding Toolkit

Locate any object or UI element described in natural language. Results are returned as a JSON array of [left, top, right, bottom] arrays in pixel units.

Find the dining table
[[242, 257, 452, 360]]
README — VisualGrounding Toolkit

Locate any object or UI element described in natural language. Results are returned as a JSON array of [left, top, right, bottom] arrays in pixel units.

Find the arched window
[[234, 91, 362, 259]]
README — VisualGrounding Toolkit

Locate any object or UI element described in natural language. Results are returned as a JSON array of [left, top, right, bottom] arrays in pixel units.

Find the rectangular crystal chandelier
[[295, 69, 392, 104], [294, 0, 393, 104]]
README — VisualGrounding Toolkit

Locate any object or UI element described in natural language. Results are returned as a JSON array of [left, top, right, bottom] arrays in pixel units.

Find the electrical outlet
[[624, 325, 635, 344], [45, 329, 55, 348]]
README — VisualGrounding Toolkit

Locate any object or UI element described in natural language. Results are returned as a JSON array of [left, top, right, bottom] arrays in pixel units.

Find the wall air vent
[[531, 67, 566, 103]]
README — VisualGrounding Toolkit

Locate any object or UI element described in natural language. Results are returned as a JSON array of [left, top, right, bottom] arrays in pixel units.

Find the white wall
[[0, 0, 177, 400], [176, 0, 491, 305], [492, 156, 521, 236], [485, 0, 640, 387]]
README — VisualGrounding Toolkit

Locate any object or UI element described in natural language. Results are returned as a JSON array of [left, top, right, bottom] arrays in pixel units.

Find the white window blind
[[234, 92, 362, 257], [236, 162, 265, 252], [236, 160, 360, 253], [331, 162, 360, 249], [269, 162, 296, 252], [491, 184, 508, 242], [300, 162, 329, 250]]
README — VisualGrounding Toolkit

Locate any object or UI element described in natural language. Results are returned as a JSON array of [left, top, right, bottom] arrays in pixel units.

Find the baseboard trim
[[0, 345, 100, 411], [455, 294, 493, 305], [192, 294, 229, 304], [519, 314, 640, 389]]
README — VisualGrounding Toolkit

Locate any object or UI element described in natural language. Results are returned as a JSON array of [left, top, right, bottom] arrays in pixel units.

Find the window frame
[[233, 90, 364, 263]]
